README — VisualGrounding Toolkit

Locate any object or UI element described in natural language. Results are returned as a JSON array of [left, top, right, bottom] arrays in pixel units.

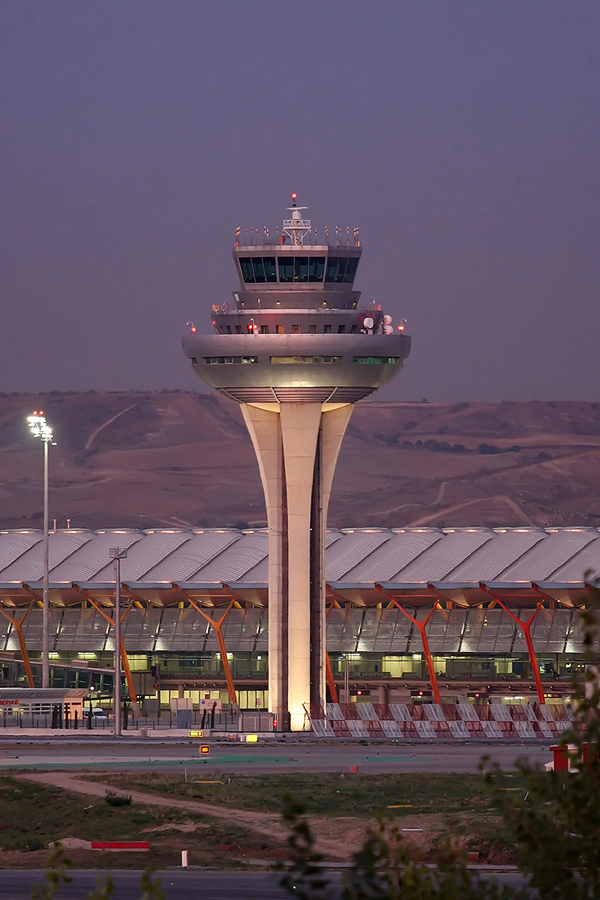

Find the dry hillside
[[1, 391, 600, 529]]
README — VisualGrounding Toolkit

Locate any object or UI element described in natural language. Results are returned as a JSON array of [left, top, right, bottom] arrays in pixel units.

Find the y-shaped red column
[[480, 584, 545, 705], [375, 585, 442, 705]]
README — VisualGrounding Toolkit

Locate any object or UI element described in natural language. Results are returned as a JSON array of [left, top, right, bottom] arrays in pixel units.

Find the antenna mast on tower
[[282, 193, 311, 246]]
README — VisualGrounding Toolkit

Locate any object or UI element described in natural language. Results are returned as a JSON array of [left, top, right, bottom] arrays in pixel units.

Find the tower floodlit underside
[[183, 199, 411, 729]]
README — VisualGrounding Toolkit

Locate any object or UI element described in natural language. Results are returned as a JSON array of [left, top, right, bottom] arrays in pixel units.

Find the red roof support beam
[[185, 596, 238, 708], [325, 600, 339, 704], [85, 595, 138, 706], [375, 584, 442, 705], [0, 600, 35, 688], [480, 583, 545, 705]]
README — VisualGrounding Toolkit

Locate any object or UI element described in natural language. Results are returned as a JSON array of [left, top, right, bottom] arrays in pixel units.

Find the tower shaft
[[242, 402, 352, 729]]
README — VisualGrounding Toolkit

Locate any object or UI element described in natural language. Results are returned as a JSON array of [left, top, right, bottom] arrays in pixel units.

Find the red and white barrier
[[306, 700, 573, 739]]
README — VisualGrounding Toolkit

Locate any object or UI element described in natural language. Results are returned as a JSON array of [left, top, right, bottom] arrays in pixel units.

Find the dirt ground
[[18, 771, 515, 866]]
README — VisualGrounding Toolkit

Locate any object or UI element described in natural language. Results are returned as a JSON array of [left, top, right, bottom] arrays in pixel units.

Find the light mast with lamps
[[26, 411, 55, 689]]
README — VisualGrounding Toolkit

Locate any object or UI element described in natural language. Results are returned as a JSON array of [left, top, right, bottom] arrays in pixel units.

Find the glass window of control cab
[[344, 257, 359, 283], [262, 257, 277, 281], [309, 257, 325, 282], [239, 257, 277, 283], [251, 257, 278, 282], [252, 257, 266, 281], [278, 257, 294, 282], [239, 257, 254, 283], [325, 256, 359, 283], [293, 257, 309, 282]]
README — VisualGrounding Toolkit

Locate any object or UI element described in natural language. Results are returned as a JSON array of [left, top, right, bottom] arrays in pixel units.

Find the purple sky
[[1, 1, 599, 402]]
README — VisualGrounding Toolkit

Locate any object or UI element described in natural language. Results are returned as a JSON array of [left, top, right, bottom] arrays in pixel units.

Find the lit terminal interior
[[0, 526, 596, 710]]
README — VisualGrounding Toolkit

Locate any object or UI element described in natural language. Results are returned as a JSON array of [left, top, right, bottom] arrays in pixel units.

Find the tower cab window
[[239, 258, 255, 283], [309, 258, 325, 282], [252, 257, 266, 281], [239, 257, 277, 283], [277, 324, 285, 334], [278, 257, 294, 282], [325, 256, 359, 284], [260, 324, 269, 334], [294, 258, 309, 282], [277, 256, 325, 283], [292, 324, 301, 334]]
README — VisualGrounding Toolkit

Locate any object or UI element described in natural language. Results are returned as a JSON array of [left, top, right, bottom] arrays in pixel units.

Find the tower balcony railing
[[211, 302, 383, 314], [234, 241, 360, 250]]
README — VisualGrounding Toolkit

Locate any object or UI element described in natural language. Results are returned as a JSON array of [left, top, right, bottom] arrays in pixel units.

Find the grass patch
[[98, 771, 520, 864], [0, 776, 281, 868], [97, 771, 525, 817]]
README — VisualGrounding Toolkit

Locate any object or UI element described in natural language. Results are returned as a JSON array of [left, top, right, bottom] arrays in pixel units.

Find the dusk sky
[[1, 1, 599, 402]]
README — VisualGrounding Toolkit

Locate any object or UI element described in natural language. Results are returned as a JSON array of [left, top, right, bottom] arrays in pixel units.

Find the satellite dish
[[383, 325, 393, 335], [383, 314, 392, 325], [363, 317, 374, 329]]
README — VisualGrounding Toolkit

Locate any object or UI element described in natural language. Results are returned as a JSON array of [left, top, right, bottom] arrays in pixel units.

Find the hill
[[1, 391, 600, 530]]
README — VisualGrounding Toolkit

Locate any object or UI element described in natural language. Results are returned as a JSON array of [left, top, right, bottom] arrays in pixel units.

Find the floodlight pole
[[110, 547, 128, 737], [42, 439, 49, 688], [27, 413, 54, 689]]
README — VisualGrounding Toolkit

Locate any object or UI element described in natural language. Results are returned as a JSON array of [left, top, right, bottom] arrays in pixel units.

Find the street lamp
[[27, 411, 55, 689], [109, 547, 128, 737]]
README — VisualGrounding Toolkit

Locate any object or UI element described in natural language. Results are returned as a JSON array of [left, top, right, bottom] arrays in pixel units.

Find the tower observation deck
[[182, 197, 411, 730]]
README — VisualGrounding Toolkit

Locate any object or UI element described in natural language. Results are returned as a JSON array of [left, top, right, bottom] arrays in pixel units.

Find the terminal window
[[270, 356, 342, 364], [353, 356, 400, 364], [204, 356, 259, 365]]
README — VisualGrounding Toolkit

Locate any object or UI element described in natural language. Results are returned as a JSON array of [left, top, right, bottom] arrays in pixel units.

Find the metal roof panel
[[500, 529, 598, 582], [192, 531, 269, 583], [49, 531, 144, 582], [447, 530, 546, 582], [392, 531, 494, 583], [92, 531, 193, 581], [342, 530, 443, 583], [142, 531, 242, 582], [549, 534, 600, 582], [0, 531, 95, 583], [0, 532, 43, 575], [326, 531, 394, 581]]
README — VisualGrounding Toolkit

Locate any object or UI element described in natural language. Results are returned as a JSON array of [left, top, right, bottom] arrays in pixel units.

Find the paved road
[[0, 740, 550, 773], [0, 869, 529, 899]]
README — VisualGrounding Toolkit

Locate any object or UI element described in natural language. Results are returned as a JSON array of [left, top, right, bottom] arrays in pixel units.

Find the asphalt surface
[[0, 739, 550, 773], [0, 869, 529, 899]]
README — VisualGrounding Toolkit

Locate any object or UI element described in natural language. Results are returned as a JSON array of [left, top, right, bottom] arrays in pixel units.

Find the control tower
[[182, 197, 411, 730]]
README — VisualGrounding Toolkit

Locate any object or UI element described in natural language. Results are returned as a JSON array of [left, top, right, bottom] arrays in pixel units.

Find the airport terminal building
[[0, 525, 596, 712]]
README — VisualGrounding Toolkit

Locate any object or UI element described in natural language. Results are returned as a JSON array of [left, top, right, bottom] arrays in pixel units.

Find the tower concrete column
[[242, 401, 353, 730], [241, 404, 286, 727]]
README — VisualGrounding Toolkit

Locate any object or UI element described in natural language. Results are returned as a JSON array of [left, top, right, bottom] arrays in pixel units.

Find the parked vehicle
[[83, 707, 108, 721]]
